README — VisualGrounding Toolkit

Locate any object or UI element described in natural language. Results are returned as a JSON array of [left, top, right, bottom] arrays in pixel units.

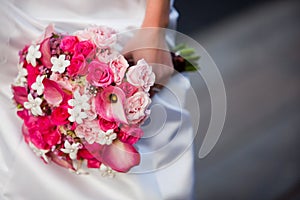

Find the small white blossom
[[31, 75, 45, 95], [14, 62, 28, 86], [68, 107, 88, 124], [96, 129, 117, 145], [68, 90, 90, 111], [29, 142, 49, 163], [24, 94, 43, 116], [60, 140, 81, 160], [26, 44, 41, 67], [100, 164, 115, 178], [51, 55, 70, 73]]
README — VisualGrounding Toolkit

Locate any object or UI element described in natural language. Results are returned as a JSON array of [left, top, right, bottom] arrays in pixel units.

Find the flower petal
[[12, 86, 28, 105], [101, 139, 140, 172], [95, 86, 128, 124], [43, 78, 64, 106], [40, 38, 52, 68]]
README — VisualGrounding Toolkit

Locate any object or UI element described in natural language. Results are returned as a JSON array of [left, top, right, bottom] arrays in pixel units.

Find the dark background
[[173, 0, 300, 199], [175, 0, 274, 34]]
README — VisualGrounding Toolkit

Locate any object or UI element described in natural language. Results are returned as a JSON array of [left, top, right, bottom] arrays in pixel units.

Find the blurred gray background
[[174, 0, 300, 199]]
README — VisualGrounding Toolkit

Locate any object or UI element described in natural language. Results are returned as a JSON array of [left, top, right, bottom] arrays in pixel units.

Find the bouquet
[[12, 25, 155, 175]]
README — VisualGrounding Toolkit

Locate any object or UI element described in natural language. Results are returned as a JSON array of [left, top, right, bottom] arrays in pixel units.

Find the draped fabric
[[0, 0, 194, 199]]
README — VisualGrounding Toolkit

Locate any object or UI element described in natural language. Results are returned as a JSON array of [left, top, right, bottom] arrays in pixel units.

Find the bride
[[0, 0, 194, 199]]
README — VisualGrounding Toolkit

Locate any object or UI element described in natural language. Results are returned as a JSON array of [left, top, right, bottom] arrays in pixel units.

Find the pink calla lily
[[101, 139, 140, 172], [95, 86, 128, 124], [83, 139, 140, 173], [40, 37, 52, 69], [43, 78, 64, 106], [12, 86, 28, 105]]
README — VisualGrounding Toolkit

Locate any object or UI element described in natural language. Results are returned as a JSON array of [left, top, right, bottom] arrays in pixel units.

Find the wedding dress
[[0, 0, 194, 199]]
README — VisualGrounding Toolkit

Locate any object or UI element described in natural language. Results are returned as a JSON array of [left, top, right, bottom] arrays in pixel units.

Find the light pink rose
[[109, 55, 129, 85], [75, 120, 100, 144], [118, 82, 138, 98], [86, 61, 113, 87], [125, 91, 151, 124], [126, 59, 155, 92], [75, 26, 116, 47]]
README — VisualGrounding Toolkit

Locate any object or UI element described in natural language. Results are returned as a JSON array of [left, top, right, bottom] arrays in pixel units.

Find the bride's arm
[[142, 0, 170, 28]]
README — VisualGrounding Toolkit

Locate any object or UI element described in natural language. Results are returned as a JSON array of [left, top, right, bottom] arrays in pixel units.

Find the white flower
[[100, 164, 115, 178], [29, 142, 49, 163], [24, 94, 43, 116], [68, 107, 87, 124], [26, 44, 42, 67], [14, 62, 28, 86], [96, 129, 117, 145], [60, 140, 80, 160], [68, 90, 90, 111], [31, 75, 45, 95], [51, 55, 70, 73]]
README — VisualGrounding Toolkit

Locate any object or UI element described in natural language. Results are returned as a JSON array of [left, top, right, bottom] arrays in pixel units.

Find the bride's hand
[[122, 28, 174, 88]]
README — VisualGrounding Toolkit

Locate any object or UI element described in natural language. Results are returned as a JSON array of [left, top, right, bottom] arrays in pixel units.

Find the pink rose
[[86, 61, 113, 87], [26, 116, 61, 149], [118, 82, 138, 98], [98, 118, 118, 132], [75, 26, 116, 47], [67, 54, 86, 76], [118, 125, 143, 145], [51, 106, 70, 125], [75, 40, 95, 57], [75, 120, 100, 144], [126, 59, 155, 92], [60, 36, 78, 53], [109, 55, 129, 85], [125, 91, 151, 124]]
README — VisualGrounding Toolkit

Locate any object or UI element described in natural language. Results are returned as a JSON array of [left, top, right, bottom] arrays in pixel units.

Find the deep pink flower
[[95, 86, 127, 124], [51, 106, 70, 125], [60, 36, 78, 53], [75, 40, 95, 57], [26, 64, 40, 88], [67, 54, 86, 76], [98, 118, 118, 132], [26, 116, 61, 150], [118, 125, 143, 145], [12, 86, 28, 105], [86, 61, 113, 87], [77, 149, 101, 168]]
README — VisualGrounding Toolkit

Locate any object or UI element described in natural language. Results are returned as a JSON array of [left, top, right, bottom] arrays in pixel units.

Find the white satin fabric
[[0, 0, 194, 199]]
